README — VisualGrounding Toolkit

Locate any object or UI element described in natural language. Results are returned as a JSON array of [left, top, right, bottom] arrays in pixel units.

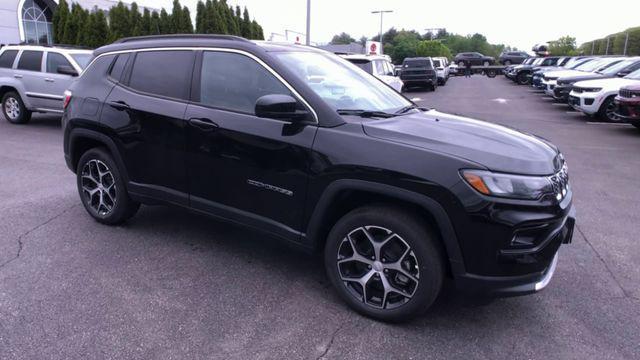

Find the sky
[[136, 0, 640, 52]]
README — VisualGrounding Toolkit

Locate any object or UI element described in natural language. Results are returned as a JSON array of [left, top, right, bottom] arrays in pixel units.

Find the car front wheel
[[599, 96, 621, 123], [76, 147, 140, 225], [324, 205, 444, 322], [2, 91, 31, 124]]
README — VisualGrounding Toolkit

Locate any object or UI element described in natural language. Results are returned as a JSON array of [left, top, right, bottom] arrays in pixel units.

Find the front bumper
[[569, 92, 601, 115], [553, 85, 572, 102], [544, 80, 557, 96], [614, 98, 640, 121]]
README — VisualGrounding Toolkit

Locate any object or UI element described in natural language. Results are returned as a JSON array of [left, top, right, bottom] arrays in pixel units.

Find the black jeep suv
[[399, 57, 438, 91], [63, 35, 574, 322]]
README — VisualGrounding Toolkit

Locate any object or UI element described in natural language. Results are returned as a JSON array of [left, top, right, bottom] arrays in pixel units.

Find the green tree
[[62, 3, 83, 44], [75, 7, 89, 45], [52, 0, 70, 44], [140, 8, 151, 36], [209, 0, 227, 34], [548, 36, 578, 56], [241, 7, 251, 38], [80, 9, 109, 48], [150, 11, 161, 34], [170, 0, 182, 33], [331, 32, 356, 45], [416, 40, 453, 59], [221, 1, 238, 35], [109, 2, 132, 42], [159, 8, 171, 34], [130, 2, 143, 36], [181, 6, 193, 33], [251, 20, 263, 40], [195, 1, 205, 33]]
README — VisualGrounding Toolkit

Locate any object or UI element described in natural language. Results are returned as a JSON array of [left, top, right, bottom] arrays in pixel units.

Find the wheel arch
[[68, 128, 129, 183], [0, 81, 31, 109], [304, 179, 466, 276]]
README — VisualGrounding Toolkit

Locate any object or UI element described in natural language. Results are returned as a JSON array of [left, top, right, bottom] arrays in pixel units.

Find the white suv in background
[[542, 57, 625, 97], [0, 45, 92, 124], [342, 54, 404, 92], [433, 57, 450, 85], [569, 69, 640, 122]]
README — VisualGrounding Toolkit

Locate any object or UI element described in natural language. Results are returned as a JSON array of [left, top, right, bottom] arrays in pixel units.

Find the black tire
[[324, 205, 445, 322], [598, 96, 622, 123], [76, 147, 140, 225], [516, 72, 529, 85], [2, 91, 31, 124]]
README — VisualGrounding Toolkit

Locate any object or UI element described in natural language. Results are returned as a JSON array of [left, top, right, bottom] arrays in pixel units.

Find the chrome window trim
[[82, 47, 319, 123]]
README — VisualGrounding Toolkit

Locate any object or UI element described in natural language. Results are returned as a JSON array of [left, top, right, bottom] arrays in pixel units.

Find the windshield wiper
[[336, 109, 397, 118], [395, 104, 420, 114]]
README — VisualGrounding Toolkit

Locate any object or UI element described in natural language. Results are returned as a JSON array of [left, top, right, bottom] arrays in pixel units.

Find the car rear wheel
[[599, 96, 621, 123], [76, 147, 140, 225], [516, 72, 529, 85], [2, 92, 31, 124], [324, 205, 444, 322]]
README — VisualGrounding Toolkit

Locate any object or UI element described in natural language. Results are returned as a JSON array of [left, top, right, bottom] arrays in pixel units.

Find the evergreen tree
[[171, 0, 182, 33], [109, 2, 132, 42], [221, 1, 238, 35], [92, 10, 109, 47], [150, 11, 161, 35], [182, 6, 193, 33], [241, 7, 251, 38], [62, 3, 83, 44], [75, 7, 89, 45], [52, 0, 70, 44], [159, 9, 171, 34], [195, 1, 205, 33], [140, 8, 151, 36], [130, 2, 142, 36], [79, 10, 94, 46], [214, 0, 228, 34]]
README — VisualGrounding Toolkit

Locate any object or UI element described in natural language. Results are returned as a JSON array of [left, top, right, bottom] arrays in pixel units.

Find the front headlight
[[582, 87, 602, 93], [461, 169, 567, 201]]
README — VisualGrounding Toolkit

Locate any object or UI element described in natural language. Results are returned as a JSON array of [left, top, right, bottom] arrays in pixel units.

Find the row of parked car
[[504, 55, 640, 127]]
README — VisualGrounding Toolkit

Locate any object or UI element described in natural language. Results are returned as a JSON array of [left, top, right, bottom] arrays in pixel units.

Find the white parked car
[[432, 57, 450, 85], [569, 69, 640, 122], [541, 57, 625, 97], [342, 55, 404, 92]]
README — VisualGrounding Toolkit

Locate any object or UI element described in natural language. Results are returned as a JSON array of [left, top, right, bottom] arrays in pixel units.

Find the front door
[[41, 51, 75, 111], [185, 50, 317, 239]]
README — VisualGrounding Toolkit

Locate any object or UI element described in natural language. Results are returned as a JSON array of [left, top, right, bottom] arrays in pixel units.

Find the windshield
[[71, 53, 92, 69], [624, 68, 640, 80], [275, 51, 411, 113], [404, 59, 432, 69], [595, 59, 624, 73], [575, 59, 609, 72], [600, 59, 635, 75], [532, 58, 543, 65], [433, 59, 442, 67], [568, 58, 593, 69]]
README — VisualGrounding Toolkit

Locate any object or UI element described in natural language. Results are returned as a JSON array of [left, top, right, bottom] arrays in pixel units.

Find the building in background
[[0, 0, 154, 46]]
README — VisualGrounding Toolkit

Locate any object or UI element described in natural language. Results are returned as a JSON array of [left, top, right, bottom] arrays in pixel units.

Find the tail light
[[63, 90, 72, 110]]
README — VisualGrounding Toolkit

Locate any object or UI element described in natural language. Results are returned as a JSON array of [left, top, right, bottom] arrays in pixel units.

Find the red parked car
[[615, 84, 640, 129]]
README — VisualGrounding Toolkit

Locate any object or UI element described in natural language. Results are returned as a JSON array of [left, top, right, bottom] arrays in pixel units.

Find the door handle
[[44, 78, 54, 82], [188, 117, 219, 131], [13, 74, 22, 79], [108, 100, 130, 111]]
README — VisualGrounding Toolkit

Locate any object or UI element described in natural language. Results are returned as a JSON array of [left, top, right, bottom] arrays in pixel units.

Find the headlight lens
[[582, 87, 602, 92], [461, 169, 558, 200]]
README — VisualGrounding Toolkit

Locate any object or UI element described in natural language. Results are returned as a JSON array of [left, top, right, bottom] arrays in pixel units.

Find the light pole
[[306, 0, 311, 45], [371, 10, 393, 54]]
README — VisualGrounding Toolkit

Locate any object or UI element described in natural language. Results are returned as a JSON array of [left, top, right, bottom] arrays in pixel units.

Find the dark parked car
[[531, 57, 593, 89], [62, 35, 574, 322], [454, 52, 495, 67], [615, 84, 640, 128], [399, 57, 438, 90], [498, 51, 529, 65], [509, 56, 563, 85]]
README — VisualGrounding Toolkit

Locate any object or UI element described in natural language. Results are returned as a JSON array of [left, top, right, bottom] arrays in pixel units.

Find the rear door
[[41, 51, 76, 111], [102, 50, 195, 204], [14, 50, 47, 110]]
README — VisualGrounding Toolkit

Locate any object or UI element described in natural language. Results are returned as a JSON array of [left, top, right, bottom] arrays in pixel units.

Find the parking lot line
[[586, 122, 633, 126]]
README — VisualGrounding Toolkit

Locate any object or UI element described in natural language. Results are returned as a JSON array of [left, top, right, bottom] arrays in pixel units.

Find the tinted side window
[[0, 50, 19, 68], [109, 53, 130, 82], [199, 51, 292, 114], [128, 50, 194, 100], [17, 50, 43, 71], [46, 52, 72, 73]]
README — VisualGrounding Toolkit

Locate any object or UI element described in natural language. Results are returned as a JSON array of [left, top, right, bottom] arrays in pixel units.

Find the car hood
[[544, 70, 587, 79], [574, 78, 640, 90], [362, 110, 559, 175], [558, 73, 606, 83]]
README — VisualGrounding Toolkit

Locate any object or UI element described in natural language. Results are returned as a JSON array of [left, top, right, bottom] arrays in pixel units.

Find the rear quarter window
[[0, 50, 19, 68], [128, 50, 194, 100]]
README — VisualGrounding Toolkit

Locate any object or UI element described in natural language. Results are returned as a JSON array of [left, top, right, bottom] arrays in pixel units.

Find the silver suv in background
[[0, 45, 92, 124]]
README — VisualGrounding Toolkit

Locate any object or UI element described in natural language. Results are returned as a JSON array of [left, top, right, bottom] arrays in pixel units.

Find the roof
[[0, 44, 92, 54], [94, 35, 321, 56], [316, 42, 365, 55], [341, 54, 388, 62]]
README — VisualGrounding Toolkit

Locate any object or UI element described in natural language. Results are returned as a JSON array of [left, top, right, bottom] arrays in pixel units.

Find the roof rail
[[3, 42, 92, 50], [114, 34, 251, 44]]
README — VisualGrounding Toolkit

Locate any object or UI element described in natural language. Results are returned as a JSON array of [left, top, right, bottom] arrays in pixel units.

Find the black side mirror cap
[[255, 94, 309, 122], [57, 65, 78, 77]]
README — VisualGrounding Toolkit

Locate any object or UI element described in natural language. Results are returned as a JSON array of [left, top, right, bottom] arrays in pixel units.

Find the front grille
[[619, 89, 640, 98]]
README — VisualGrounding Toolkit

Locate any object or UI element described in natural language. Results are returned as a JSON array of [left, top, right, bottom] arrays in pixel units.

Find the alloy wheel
[[81, 159, 117, 216], [336, 226, 420, 310], [605, 101, 621, 122], [4, 97, 20, 120]]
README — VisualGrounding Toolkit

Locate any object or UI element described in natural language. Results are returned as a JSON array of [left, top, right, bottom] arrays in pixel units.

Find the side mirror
[[617, 71, 630, 77], [255, 94, 309, 122], [57, 65, 78, 77]]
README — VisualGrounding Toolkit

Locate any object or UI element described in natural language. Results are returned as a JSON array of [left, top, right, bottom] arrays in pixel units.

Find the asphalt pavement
[[1, 75, 639, 359]]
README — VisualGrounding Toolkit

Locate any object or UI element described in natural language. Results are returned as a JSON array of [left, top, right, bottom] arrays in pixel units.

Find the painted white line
[[551, 103, 567, 106], [491, 98, 508, 103], [410, 97, 422, 101], [565, 111, 579, 114], [586, 122, 632, 126]]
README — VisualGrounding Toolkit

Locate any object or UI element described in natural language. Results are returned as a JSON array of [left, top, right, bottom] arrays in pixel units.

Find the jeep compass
[[62, 35, 575, 322]]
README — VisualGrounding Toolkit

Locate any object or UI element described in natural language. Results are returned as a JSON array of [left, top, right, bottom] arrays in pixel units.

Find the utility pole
[[624, 32, 629, 56], [371, 10, 393, 53], [305, 0, 311, 45]]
